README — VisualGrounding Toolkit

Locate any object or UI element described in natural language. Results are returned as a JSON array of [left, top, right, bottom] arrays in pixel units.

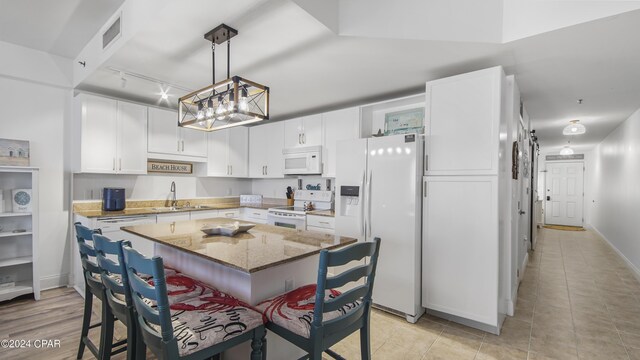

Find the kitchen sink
[[151, 205, 215, 212]]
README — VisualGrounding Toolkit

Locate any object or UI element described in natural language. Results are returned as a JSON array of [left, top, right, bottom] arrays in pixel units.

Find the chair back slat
[[93, 234, 131, 303], [325, 263, 372, 289], [323, 285, 367, 313], [326, 241, 378, 267], [74, 223, 102, 278], [123, 246, 174, 343], [311, 238, 381, 332]]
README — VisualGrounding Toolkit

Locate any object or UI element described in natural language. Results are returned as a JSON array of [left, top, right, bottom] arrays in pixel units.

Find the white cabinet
[[156, 213, 190, 223], [321, 107, 360, 177], [148, 107, 207, 160], [218, 208, 241, 219], [190, 210, 219, 220], [75, 94, 147, 174], [425, 67, 502, 176], [306, 215, 335, 234], [0, 167, 40, 302], [249, 121, 284, 178], [207, 127, 249, 177], [422, 176, 499, 327], [242, 208, 268, 224], [284, 114, 322, 148]]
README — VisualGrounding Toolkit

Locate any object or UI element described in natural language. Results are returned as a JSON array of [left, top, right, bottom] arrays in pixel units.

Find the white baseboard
[[591, 225, 640, 284], [40, 273, 70, 290]]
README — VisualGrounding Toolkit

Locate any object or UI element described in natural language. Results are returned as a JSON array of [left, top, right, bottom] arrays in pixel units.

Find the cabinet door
[[190, 210, 219, 220], [302, 114, 322, 146], [284, 118, 304, 148], [180, 127, 207, 157], [207, 130, 229, 176], [227, 126, 248, 177], [117, 102, 148, 174], [148, 107, 179, 154], [249, 124, 269, 178], [265, 121, 284, 177], [157, 213, 191, 223], [422, 176, 499, 326], [425, 67, 501, 176], [322, 107, 359, 177], [80, 95, 118, 173]]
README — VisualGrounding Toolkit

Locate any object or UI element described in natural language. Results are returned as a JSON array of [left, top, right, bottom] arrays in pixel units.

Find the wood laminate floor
[[2, 228, 640, 359]]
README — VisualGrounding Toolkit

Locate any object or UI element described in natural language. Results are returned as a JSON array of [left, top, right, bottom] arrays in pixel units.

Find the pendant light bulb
[[205, 99, 214, 118], [196, 102, 205, 120], [563, 120, 586, 135], [560, 145, 574, 156], [216, 96, 226, 120], [239, 87, 248, 111]]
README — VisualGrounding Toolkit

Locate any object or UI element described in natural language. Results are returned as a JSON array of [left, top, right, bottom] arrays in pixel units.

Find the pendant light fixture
[[560, 142, 574, 156], [563, 120, 586, 135], [178, 24, 269, 132]]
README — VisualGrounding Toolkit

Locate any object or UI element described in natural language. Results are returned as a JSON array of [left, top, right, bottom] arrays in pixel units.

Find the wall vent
[[102, 16, 121, 50]]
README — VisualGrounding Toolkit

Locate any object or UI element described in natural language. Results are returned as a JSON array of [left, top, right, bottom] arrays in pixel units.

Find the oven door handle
[[268, 213, 305, 220]]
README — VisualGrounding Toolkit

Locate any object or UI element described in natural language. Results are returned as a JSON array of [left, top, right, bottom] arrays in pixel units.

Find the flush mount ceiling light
[[560, 145, 574, 156], [178, 24, 269, 132], [563, 120, 586, 135]]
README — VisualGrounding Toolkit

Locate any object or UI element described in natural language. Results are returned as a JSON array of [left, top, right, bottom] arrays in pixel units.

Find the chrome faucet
[[170, 181, 177, 208]]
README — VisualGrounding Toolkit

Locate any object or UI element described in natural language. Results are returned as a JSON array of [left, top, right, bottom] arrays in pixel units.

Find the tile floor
[[2, 228, 640, 359]]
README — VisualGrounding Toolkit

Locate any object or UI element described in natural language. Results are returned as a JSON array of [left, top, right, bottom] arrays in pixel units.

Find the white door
[[545, 162, 584, 227], [265, 121, 284, 177], [207, 130, 229, 176], [284, 118, 304, 148], [148, 107, 179, 154], [249, 124, 270, 178], [227, 126, 248, 177], [368, 135, 421, 317], [80, 95, 118, 173], [117, 102, 148, 174], [302, 114, 322, 146], [322, 107, 359, 177], [180, 127, 207, 157]]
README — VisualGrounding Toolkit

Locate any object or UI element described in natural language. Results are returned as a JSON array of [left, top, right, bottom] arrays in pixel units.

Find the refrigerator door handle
[[368, 170, 373, 237], [361, 171, 366, 237]]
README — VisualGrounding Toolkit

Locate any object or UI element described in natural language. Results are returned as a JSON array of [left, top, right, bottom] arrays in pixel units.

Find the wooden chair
[[92, 234, 141, 360], [256, 237, 381, 360], [122, 245, 267, 360], [74, 223, 126, 360]]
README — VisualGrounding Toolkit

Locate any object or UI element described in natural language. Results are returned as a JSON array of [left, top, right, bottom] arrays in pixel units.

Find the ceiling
[[3, 0, 640, 154], [0, 0, 124, 58]]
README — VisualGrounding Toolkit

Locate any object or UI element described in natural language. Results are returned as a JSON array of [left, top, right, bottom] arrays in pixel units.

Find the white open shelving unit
[[0, 166, 40, 302]]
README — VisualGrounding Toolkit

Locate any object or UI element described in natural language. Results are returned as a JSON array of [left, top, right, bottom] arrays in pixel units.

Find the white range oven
[[267, 189, 334, 230]]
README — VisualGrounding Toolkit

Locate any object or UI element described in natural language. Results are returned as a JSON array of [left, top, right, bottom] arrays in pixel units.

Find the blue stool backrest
[[93, 234, 132, 306], [74, 222, 102, 282], [122, 245, 174, 344], [311, 237, 381, 336]]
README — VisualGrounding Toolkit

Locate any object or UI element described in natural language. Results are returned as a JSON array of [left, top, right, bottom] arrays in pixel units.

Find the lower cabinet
[[306, 215, 335, 234], [156, 213, 190, 223], [242, 208, 268, 224], [190, 210, 219, 220]]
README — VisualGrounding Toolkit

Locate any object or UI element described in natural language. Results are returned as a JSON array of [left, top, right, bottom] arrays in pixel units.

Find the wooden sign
[[147, 160, 192, 174]]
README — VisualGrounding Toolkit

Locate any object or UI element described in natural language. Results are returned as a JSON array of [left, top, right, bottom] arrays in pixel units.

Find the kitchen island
[[121, 218, 356, 359]]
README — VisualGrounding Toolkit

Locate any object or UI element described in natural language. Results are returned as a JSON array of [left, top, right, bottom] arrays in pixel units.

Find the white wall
[[0, 41, 73, 289], [73, 173, 253, 201], [588, 107, 640, 277]]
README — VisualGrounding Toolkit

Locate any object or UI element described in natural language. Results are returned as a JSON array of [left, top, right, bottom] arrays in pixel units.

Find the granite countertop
[[307, 209, 335, 217], [74, 202, 283, 218], [121, 218, 356, 273]]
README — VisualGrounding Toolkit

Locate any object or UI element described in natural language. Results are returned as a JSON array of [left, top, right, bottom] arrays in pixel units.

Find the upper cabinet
[[74, 94, 147, 174], [425, 67, 503, 176], [249, 121, 284, 178], [207, 127, 249, 177], [322, 107, 360, 177], [147, 107, 207, 161], [284, 114, 322, 148]]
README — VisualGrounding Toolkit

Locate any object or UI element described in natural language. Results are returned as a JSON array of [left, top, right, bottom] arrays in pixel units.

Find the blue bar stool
[[256, 237, 381, 360], [122, 245, 267, 360], [74, 223, 126, 359]]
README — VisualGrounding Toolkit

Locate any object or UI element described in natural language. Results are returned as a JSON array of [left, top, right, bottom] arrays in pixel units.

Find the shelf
[[0, 212, 32, 218], [0, 231, 32, 238], [0, 281, 33, 302], [0, 256, 32, 268]]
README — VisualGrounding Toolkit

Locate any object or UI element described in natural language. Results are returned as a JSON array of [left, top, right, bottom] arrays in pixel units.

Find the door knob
[[519, 210, 526, 215], [546, 196, 551, 201]]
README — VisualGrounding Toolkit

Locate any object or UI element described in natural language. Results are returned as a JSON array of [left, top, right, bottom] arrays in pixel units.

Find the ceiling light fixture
[[560, 146, 574, 156], [563, 120, 586, 136], [178, 24, 269, 132]]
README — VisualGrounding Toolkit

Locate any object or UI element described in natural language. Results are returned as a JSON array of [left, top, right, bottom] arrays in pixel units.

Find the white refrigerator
[[335, 134, 424, 322]]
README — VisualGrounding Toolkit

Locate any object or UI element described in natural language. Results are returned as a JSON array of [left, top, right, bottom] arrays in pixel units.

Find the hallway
[[1, 228, 640, 359]]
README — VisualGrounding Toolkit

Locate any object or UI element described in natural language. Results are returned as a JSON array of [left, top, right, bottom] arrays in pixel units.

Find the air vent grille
[[102, 17, 121, 50]]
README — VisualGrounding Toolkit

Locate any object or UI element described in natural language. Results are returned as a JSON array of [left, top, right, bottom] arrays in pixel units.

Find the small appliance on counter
[[102, 188, 126, 211]]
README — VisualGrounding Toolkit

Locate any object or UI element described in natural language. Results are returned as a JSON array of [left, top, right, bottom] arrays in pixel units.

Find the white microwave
[[282, 146, 322, 175]]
